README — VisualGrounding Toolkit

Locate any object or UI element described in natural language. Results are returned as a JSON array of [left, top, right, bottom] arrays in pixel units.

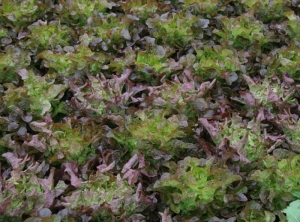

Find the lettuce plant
[[193, 45, 241, 82], [62, 172, 137, 219], [213, 14, 269, 48], [109, 47, 136, 74], [56, 0, 116, 26], [277, 114, 300, 153], [0, 46, 31, 83], [242, 74, 295, 109], [71, 75, 109, 116], [37, 44, 108, 76], [119, 0, 159, 22], [145, 70, 215, 119], [3, 69, 68, 116], [0, 152, 138, 220], [250, 155, 300, 209], [1, 0, 300, 220], [0, 153, 68, 219], [199, 113, 266, 162], [181, 0, 219, 16], [27, 20, 73, 50], [113, 109, 186, 152], [134, 43, 180, 83], [135, 51, 170, 83], [216, 114, 265, 162], [238, 201, 276, 222], [146, 12, 198, 48], [0, 0, 48, 29], [241, 0, 289, 22], [270, 45, 300, 80], [128, 110, 186, 147], [283, 10, 300, 42], [70, 69, 134, 116], [86, 13, 133, 48], [29, 118, 101, 165], [136, 51, 166, 74], [153, 157, 242, 214], [149, 79, 192, 115]]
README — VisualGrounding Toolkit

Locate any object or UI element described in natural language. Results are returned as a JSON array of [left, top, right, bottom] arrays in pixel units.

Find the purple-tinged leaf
[[23, 135, 46, 152], [240, 91, 257, 106], [268, 89, 281, 103], [40, 167, 55, 192], [0, 196, 11, 215], [282, 72, 295, 85], [159, 208, 172, 222], [121, 154, 138, 174], [243, 74, 256, 86], [196, 79, 216, 98], [123, 169, 139, 185], [63, 162, 81, 188], [194, 136, 212, 156], [236, 147, 251, 164], [138, 154, 146, 169], [257, 107, 265, 121], [39, 208, 52, 218], [97, 161, 116, 173], [29, 121, 52, 134], [199, 118, 220, 139], [135, 182, 143, 202], [2, 152, 29, 170]]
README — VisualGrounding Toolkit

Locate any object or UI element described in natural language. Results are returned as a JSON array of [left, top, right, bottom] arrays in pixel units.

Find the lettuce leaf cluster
[[1, 0, 300, 221]]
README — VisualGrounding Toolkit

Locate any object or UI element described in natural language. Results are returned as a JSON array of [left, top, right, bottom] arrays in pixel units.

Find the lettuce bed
[[1, 0, 300, 221]]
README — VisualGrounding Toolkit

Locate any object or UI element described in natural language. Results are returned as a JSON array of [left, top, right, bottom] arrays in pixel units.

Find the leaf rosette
[[153, 157, 242, 214]]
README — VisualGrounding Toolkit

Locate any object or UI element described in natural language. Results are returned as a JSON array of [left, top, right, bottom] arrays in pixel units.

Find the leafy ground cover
[[1, 0, 300, 221]]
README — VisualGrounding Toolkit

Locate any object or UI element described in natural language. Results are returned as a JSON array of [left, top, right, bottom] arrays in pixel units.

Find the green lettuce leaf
[[282, 200, 300, 222]]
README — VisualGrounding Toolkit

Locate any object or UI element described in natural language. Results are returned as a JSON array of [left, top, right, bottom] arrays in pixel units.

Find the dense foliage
[[1, 0, 300, 221]]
